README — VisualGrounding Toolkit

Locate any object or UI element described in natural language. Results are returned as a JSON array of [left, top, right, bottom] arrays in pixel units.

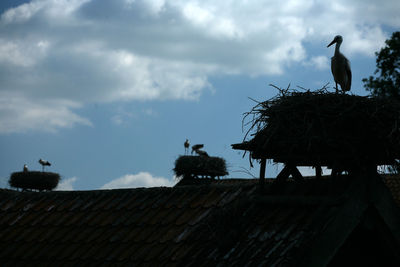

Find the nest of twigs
[[174, 155, 228, 180], [9, 171, 60, 191], [236, 84, 400, 167]]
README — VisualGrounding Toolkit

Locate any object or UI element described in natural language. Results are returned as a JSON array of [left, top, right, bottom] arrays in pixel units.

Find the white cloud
[[1, 0, 90, 23], [0, 0, 398, 133], [303, 56, 330, 70], [182, 3, 243, 39], [1, 1, 44, 24], [0, 92, 91, 133], [56, 176, 77, 191], [0, 39, 50, 67], [101, 172, 174, 189]]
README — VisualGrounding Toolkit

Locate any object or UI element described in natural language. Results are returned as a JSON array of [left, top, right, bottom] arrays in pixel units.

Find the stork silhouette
[[184, 139, 190, 155], [39, 159, 51, 172], [327, 35, 352, 93]]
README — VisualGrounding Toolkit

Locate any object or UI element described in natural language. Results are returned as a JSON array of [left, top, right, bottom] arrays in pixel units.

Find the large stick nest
[[9, 171, 60, 191], [174, 155, 228, 180], [236, 85, 400, 167]]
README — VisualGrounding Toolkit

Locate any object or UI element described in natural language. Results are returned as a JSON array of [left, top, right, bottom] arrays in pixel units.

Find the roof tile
[[0, 175, 399, 265]]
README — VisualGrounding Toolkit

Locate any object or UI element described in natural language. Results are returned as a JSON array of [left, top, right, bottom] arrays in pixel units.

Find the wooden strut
[[259, 158, 266, 189], [276, 163, 304, 182]]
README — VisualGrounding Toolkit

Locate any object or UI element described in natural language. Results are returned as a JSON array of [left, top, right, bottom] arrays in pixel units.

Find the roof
[[1, 174, 400, 266]]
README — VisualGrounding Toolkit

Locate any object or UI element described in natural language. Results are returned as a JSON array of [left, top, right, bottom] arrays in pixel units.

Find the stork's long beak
[[327, 39, 336, 47]]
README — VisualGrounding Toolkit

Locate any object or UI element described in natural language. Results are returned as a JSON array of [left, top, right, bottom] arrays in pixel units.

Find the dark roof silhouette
[[0, 174, 400, 266]]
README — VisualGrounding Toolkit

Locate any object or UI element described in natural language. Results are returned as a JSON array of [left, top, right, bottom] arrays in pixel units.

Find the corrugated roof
[[0, 175, 399, 266]]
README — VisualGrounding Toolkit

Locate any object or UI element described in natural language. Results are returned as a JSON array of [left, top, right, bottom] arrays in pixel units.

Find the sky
[[0, 0, 399, 190]]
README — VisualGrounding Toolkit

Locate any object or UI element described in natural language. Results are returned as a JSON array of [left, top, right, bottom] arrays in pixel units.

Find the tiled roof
[[0, 175, 400, 266], [383, 175, 400, 207]]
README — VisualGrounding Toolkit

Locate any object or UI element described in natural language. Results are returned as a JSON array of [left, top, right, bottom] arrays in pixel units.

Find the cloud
[[56, 176, 78, 191], [101, 171, 174, 189], [303, 56, 330, 70], [0, 92, 91, 133], [0, 0, 398, 132], [110, 106, 158, 126]]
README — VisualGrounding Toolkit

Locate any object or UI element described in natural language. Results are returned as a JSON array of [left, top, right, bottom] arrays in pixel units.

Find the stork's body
[[327, 35, 352, 93], [195, 149, 209, 157], [184, 139, 190, 155], [39, 158, 51, 172], [191, 144, 204, 155]]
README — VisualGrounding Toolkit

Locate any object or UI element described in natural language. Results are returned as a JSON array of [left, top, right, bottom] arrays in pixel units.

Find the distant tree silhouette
[[363, 32, 400, 173], [363, 31, 400, 99]]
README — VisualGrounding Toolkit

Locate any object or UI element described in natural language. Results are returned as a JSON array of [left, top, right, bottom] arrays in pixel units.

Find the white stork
[[195, 149, 209, 157], [184, 139, 190, 155], [39, 158, 51, 172], [327, 35, 352, 93], [191, 144, 204, 155]]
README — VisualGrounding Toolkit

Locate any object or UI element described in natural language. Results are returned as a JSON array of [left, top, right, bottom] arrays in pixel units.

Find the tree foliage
[[363, 31, 400, 99]]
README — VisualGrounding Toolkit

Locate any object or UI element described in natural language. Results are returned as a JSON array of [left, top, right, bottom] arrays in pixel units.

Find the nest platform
[[9, 171, 60, 191], [174, 155, 228, 180], [233, 90, 400, 169]]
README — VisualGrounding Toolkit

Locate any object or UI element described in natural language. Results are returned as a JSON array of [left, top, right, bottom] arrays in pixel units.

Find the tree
[[363, 31, 400, 99]]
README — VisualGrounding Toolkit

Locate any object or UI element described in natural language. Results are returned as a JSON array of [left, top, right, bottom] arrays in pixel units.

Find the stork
[[39, 159, 51, 172], [327, 35, 352, 93], [184, 139, 190, 155], [195, 149, 209, 157], [191, 144, 204, 154]]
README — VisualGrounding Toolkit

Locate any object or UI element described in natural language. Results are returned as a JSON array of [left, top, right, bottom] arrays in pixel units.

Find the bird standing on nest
[[23, 164, 28, 172], [195, 149, 209, 157], [327, 35, 352, 93], [39, 159, 51, 172], [191, 144, 204, 154], [184, 139, 190, 155]]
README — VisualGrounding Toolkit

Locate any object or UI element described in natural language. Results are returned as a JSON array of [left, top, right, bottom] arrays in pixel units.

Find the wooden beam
[[259, 158, 266, 189], [276, 163, 304, 182], [290, 164, 304, 182], [276, 165, 291, 182]]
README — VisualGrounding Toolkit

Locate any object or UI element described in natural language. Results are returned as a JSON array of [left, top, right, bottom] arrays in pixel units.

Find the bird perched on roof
[[23, 164, 28, 172], [184, 139, 190, 155], [191, 144, 204, 154], [195, 149, 209, 157], [327, 35, 352, 93], [39, 159, 51, 172]]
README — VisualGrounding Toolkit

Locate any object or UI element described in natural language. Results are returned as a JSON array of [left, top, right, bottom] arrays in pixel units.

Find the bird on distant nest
[[23, 164, 28, 172], [195, 149, 209, 157], [327, 35, 352, 93], [39, 159, 51, 172], [191, 144, 204, 155], [184, 139, 190, 155], [191, 144, 209, 157]]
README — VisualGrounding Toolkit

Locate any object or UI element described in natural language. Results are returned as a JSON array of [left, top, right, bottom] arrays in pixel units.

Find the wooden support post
[[315, 166, 322, 179], [290, 165, 304, 182], [276, 165, 291, 182], [276, 163, 304, 182], [259, 158, 266, 189]]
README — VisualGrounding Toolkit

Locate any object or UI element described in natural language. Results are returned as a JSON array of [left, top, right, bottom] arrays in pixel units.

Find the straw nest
[[174, 155, 228, 180], [9, 171, 60, 191], [238, 85, 400, 167]]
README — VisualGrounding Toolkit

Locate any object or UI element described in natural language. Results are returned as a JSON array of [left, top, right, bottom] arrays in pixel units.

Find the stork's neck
[[335, 41, 342, 56]]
